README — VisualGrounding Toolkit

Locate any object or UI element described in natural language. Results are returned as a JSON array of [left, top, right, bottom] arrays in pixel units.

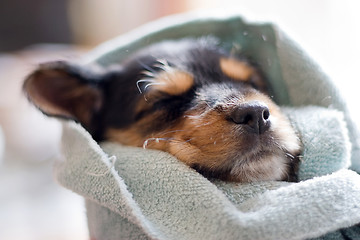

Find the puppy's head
[[24, 38, 301, 182]]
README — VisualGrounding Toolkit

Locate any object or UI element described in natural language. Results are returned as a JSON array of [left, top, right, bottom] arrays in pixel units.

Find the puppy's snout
[[229, 102, 270, 134]]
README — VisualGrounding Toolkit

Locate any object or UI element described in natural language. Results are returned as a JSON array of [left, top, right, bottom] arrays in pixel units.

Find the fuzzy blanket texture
[[56, 13, 360, 239]]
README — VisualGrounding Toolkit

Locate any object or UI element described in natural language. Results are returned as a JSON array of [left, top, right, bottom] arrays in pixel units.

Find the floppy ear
[[23, 61, 103, 127]]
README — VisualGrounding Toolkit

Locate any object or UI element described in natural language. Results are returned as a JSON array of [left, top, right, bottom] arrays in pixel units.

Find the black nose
[[229, 102, 271, 134]]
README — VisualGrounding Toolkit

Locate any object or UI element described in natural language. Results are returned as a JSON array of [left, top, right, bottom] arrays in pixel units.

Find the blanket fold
[[56, 106, 360, 240], [55, 13, 360, 240]]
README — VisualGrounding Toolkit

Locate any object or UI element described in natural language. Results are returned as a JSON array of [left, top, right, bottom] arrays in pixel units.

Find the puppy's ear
[[23, 61, 103, 126]]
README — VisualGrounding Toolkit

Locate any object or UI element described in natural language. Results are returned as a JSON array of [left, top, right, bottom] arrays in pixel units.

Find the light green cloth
[[56, 12, 360, 239], [283, 106, 351, 180]]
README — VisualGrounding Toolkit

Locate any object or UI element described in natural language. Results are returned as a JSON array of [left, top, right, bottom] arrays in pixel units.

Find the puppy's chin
[[176, 145, 297, 183], [227, 153, 293, 182]]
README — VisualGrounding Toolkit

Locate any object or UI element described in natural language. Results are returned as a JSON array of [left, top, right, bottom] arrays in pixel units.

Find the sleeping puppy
[[23, 38, 301, 182]]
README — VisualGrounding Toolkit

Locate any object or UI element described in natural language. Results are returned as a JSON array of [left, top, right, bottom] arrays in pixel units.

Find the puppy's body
[[24, 38, 301, 182]]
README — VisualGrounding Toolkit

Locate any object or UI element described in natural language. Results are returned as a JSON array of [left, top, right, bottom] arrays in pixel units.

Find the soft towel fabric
[[56, 107, 360, 240], [55, 13, 360, 239], [282, 106, 351, 180]]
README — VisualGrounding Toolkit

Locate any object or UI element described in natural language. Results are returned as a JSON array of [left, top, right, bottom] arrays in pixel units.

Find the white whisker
[[285, 152, 295, 159], [156, 59, 169, 67], [140, 70, 156, 77], [143, 137, 172, 149], [157, 129, 186, 136], [154, 59, 172, 71], [154, 64, 172, 72], [144, 82, 166, 90], [136, 78, 155, 93]]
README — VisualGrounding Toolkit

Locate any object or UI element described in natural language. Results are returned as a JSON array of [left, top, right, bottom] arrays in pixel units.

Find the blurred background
[[0, 0, 359, 239]]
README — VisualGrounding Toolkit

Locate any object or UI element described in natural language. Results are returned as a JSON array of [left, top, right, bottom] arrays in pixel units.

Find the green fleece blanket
[[56, 12, 360, 240]]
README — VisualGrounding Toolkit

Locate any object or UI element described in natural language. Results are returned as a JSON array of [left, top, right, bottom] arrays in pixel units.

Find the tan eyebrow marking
[[149, 69, 194, 96], [220, 57, 254, 81]]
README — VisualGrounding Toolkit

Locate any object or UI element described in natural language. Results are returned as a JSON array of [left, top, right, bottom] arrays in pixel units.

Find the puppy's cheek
[[168, 115, 238, 169], [168, 141, 200, 165], [270, 112, 301, 153], [105, 128, 144, 147], [167, 139, 233, 172]]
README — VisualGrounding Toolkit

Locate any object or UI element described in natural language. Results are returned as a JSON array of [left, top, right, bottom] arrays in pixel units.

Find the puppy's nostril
[[229, 103, 270, 134], [263, 108, 270, 120]]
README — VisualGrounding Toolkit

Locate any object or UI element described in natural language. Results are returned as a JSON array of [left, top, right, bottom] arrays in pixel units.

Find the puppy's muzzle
[[229, 102, 271, 134]]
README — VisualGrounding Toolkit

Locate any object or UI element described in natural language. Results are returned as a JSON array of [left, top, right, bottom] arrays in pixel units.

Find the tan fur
[[106, 110, 170, 150], [147, 69, 194, 96], [220, 57, 254, 81]]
